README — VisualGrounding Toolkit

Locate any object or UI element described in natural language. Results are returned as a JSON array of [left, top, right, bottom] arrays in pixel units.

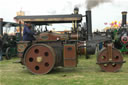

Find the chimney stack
[[0, 18, 3, 36], [86, 10, 92, 40], [121, 11, 127, 27]]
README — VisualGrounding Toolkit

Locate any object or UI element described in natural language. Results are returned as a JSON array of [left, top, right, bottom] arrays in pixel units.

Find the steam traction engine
[[14, 9, 125, 74], [0, 18, 20, 59], [106, 11, 128, 54], [113, 11, 128, 53]]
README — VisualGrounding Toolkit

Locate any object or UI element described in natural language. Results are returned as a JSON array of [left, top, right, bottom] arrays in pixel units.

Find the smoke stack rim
[[74, 7, 79, 14], [122, 11, 127, 15], [74, 7, 79, 11], [86, 10, 91, 11]]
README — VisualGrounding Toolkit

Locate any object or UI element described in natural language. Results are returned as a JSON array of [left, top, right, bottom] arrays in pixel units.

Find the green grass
[[0, 55, 128, 85]]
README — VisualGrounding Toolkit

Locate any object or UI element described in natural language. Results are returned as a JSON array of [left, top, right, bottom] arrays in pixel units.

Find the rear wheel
[[24, 44, 55, 74]]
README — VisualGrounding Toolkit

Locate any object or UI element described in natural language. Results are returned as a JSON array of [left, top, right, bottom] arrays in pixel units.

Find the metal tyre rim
[[5, 47, 12, 60]]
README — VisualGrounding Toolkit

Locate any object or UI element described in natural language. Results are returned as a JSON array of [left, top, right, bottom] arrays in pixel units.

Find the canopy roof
[[2, 22, 19, 27], [14, 14, 82, 25]]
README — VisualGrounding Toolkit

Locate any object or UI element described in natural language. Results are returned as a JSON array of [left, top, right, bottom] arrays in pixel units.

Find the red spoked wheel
[[121, 36, 128, 44], [97, 48, 125, 72], [24, 44, 55, 74]]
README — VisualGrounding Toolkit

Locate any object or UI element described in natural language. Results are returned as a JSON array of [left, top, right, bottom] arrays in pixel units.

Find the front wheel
[[5, 47, 12, 60]]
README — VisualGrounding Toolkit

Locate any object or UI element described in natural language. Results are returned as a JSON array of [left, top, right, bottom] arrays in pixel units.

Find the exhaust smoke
[[86, 0, 112, 10]]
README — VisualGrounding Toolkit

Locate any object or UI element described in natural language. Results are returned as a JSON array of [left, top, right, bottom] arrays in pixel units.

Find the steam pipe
[[72, 7, 79, 33], [0, 18, 3, 36], [121, 11, 127, 27], [19, 21, 22, 40], [86, 10, 92, 41]]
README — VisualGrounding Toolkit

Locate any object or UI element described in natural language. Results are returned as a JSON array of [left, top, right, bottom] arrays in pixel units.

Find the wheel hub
[[36, 56, 43, 63]]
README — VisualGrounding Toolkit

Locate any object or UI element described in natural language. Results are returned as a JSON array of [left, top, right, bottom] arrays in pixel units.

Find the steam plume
[[86, 0, 112, 10]]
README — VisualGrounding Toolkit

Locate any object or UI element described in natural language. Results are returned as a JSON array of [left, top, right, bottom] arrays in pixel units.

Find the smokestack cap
[[74, 7, 79, 11], [122, 11, 127, 15], [74, 7, 79, 14]]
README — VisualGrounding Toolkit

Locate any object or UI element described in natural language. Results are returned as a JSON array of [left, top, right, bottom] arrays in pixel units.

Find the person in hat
[[23, 23, 35, 41]]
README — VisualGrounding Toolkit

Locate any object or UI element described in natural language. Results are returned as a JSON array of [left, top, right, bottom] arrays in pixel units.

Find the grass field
[[0, 55, 128, 85]]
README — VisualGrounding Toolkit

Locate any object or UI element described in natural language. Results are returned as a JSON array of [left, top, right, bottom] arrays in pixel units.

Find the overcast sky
[[0, 0, 128, 31]]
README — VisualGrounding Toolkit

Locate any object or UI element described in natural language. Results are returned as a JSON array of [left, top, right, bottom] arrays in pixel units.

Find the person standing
[[0, 35, 3, 61], [23, 23, 35, 41]]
